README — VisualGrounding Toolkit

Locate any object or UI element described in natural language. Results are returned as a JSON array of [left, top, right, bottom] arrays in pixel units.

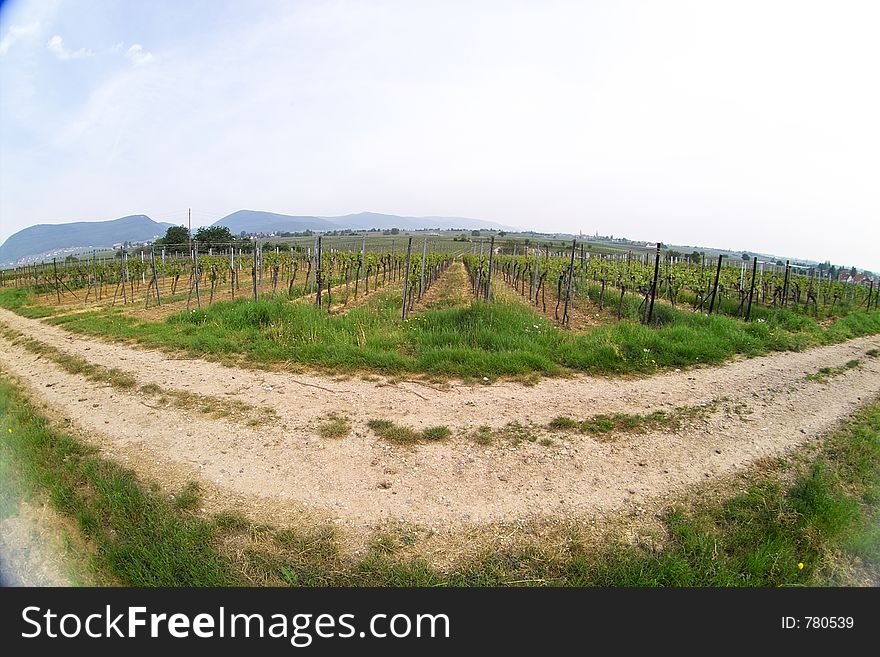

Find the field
[[1, 234, 879, 586]]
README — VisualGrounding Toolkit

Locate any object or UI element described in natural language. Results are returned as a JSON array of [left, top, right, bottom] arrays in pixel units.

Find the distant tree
[[776, 259, 784, 266], [688, 250, 703, 264], [194, 225, 236, 247], [390, 227, 400, 235], [850, 266, 858, 276], [742, 252, 750, 261], [156, 225, 190, 247], [471, 230, 481, 236], [498, 231, 506, 237]]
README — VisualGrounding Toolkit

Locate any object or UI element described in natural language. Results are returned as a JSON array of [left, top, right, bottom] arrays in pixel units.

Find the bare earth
[[0, 500, 87, 586], [1, 306, 879, 558]]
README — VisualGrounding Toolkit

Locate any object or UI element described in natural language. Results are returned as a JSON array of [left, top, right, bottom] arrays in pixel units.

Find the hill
[[0, 215, 174, 265], [212, 210, 514, 234]]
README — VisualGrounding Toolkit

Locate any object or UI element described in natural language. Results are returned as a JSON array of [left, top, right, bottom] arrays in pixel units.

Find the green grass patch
[[472, 425, 494, 445], [548, 405, 713, 439], [806, 359, 861, 384], [4, 281, 878, 379], [495, 421, 538, 445], [0, 379, 235, 586], [0, 288, 58, 318], [367, 419, 451, 444], [317, 414, 350, 439], [173, 481, 202, 511]]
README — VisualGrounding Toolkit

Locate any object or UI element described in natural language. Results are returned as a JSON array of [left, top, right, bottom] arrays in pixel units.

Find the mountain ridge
[[212, 209, 516, 234], [0, 210, 515, 265], [0, 215, 174, 265]]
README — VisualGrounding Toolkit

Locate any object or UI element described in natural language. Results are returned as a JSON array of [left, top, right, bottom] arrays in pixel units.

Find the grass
[[172, 481, 202, 511], [5, 282, 880, 379], [367, 418, 451, 444], [806, 359, 861, 384], [496, 421, 538, 445], [317, 414, 350, 439], [472, 425, 494, 445], [548, 403, 715, 439], [0, 378, 234, 585], [2, 375, 880, 586]]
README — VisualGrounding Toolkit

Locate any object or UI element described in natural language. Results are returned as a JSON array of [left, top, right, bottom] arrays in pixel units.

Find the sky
[[0, 0, 878, 270]]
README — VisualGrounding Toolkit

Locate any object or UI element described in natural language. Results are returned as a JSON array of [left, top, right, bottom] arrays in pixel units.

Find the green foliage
[[156, 225, 190, 247], [194, 225, 236, 247]]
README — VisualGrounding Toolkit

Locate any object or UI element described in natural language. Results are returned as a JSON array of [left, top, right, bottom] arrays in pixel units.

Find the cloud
[[0, 22, 41, 55], [125, 44, 153, 65], [47, 34, 93, 60]]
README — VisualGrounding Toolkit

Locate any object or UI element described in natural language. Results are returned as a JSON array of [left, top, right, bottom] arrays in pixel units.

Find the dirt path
[[1, 306, 878, 544], [411, 261, 473, 312]]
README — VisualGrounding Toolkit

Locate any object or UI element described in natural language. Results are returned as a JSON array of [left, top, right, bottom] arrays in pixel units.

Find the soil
[[1, 306, 879, 561], [0, 499, 91, 586]]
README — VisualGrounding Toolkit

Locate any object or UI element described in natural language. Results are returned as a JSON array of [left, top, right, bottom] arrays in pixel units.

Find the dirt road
[[1, 306, 878, 542]]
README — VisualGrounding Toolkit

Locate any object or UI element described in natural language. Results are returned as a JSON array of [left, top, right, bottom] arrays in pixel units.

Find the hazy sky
[[1, 1, 878, 269]]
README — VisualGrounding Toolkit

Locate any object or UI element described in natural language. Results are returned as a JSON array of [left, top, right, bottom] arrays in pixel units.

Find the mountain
[[212, 210, 337, 234], [0, 215, 174, 265], [212, 210, 515, 233], [326, 212, 516, 231], [0, 210, 516, 265]]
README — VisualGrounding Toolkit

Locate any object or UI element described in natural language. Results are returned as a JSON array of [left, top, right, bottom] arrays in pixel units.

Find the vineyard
[[1, 232, 879, 587], [464, 239, 877, 325], [1, 236, 455, 318], [1, 234, 879, 379]]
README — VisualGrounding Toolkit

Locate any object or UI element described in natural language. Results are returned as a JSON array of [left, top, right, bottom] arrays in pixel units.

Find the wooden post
[[745, 256, 758, 321], [315, 236, 323, 309], [781, 260, 790, 307], [150, 249, 161, 306], [532, 246, 540, 303], [485, 235, 495, 300], [193, 241, 201, 308], [52, 258, 61, 303], [121, 252, 129, 304], [562, 238, 576, 325], [252, 243, 258, 300], [401, 237, 413, 320], [708, 254, 723, 314], [419, 237, 427, 298], [93, 251, 100, 301], [645, 242, 661, 324], [361, 235, 367, 292]]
